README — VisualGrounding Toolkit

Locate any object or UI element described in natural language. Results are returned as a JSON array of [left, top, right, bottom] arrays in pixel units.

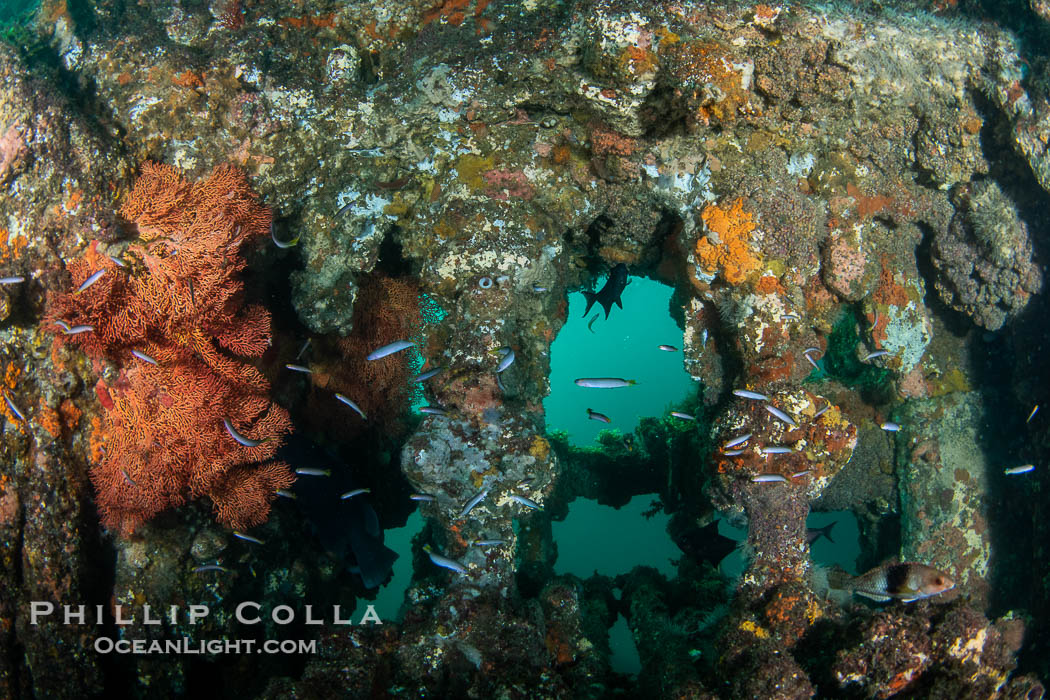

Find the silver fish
[[496, 348, 515, 373], [108, 255, 126, 268], [864, 350, 890, 361], [295, 468, 331, 477], [671, 411, 695, 421], [574, 378, 636, 388], [765, 404, 797, 428], [3, 394, 26, 422], [508, 494, 542, 510], [814, 404, 830, 418], [335, 393, 367, 420], [723, 449, 746, 456], [131, 349, 157, 365], [881, 422, 900, 432], [285, 363, 312, 373], [419, 405, 447, 416], [410, 493, 436, 502], [193, 564, 230, 574], [791, 470, 812, 479], [587, 408, 611, 423], [752, 474, 788, 483], [472, 539, 507, 547], [761, 446, 794, 454], [271, 222, 300, 248], [413, 367, 443, 382], [63, 325, 94, 335], [0, 275, 25, 284], [223, 418, 266, 447], [367, 340, 415, 360], [341, 488, 371, 500], [658, 344, 678, 352], [233, 531, 265, 545], [458, 488, 489, 518], [733, 389, 768, 401], [1004, 464, 1035, 475], [724, 433, 752, 449], [423, 545, 467, 574], [75, 269, 106, 294], [804, 353, 820, 369], [276, 489, 297, 499], [532, 283, 548, 292]]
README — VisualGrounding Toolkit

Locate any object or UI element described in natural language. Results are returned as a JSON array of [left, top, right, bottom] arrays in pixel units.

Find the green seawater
[[544, 275, 698, 445]]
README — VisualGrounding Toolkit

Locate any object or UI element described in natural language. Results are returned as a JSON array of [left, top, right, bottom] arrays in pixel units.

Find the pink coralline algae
[[931, 181, 1043, 330], [821, 233, 873, 302], [482, 168, 535, 200]]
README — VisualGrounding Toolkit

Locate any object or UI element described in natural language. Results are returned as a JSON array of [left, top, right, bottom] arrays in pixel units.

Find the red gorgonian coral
[[49, 162, 293, 534]]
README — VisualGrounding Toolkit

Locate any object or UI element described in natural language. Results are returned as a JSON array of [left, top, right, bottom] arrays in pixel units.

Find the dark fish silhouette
[[674, 519, 737, 567], [807, 521, 836, 545], [583, 263, 629, 320], [277, 433, 398, 589]]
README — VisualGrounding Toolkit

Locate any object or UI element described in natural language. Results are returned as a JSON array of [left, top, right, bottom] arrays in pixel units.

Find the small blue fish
[[723, 448, 746, 456], [295, 468, 331, 477], [335, 393, 367, 420], [367, 340, 415, 361], [271, 222, 300, 249], [1004, 464, 1035, 475], [671, 411, 695, 421], [472, 539, 506, 547], [3, 394, 26, 422], [791, 470, 812, 479], [575, 378, 636, 388], [108, 255, 126, 268], [193, 564, 230, 574], [733, 389, 768, 401], [296, 338, 312, 360], [423, 544, 467, 574], [223, 418, 266, 447], [724, 433, 752, 449], [285, 363, 312, 373], [863, 350, 890, 361], [233, 531, 265, 545], [276, 489, 297, 499], [63, 325, 94, 335], [587, 408, 611, 423], [413, 367, 443, 382], [507, 494, 542, 510], [410, 493, 436, 502], [761, 446, 794, 455], [131, 349, 157, 365], [458, 488, 489, 518], [814, 404, 831, 418], [121, 469, 137, 487], [764, 405, 797, 428], [0, 275, 25, 285], [658, 344, 678, 352], [419, 405, 447, 416], [881, 422, 900, 432], [752, 474, 788, 483], [341, 488, 371, 500], [532, 283, 548, 292], [495, 347, 515, 373], [74, 269, 106, 294]]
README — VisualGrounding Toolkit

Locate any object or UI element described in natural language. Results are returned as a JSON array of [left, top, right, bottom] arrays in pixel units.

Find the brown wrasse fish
[[829, 562, 955, 603]]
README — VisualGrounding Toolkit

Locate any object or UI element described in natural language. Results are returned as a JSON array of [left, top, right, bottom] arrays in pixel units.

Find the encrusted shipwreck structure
[[1, 0, 1049, 697]]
